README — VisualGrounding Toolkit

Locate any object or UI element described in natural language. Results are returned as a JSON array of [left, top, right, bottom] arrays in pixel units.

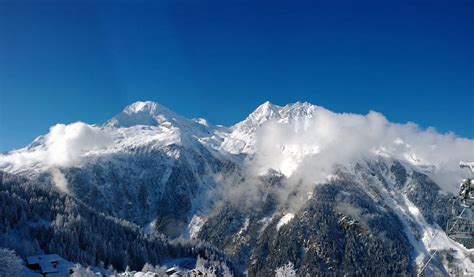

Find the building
[[25, 254, 74, 276]]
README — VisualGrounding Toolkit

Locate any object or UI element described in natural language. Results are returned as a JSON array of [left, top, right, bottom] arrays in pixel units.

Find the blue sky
[[0, 0, 473, 151]]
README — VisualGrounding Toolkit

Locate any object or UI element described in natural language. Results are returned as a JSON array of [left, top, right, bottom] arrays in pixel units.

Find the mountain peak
[[279, 101, 317, 120], [233, 101, 318, 131], [244, 101, 281, 126], [256, 100, 276, 110], [106, 101, 181, 128], [123, 101, 170, 115]]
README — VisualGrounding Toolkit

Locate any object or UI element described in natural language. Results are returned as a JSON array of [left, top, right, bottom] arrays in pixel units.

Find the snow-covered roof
[[26, 254, 63, 274], [26, 254, 62, 265]]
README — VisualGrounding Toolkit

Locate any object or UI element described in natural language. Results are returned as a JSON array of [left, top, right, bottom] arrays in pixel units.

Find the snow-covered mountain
[[0, 101, 473, 276]]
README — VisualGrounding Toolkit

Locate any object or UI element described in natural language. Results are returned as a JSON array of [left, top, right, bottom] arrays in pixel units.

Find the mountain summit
[[106, 101, 188, 128]]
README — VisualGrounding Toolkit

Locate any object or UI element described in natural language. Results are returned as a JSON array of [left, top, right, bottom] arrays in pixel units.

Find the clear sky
[[0, 0, 473, 152]]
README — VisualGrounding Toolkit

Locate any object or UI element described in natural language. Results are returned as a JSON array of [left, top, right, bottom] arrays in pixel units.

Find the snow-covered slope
[[1, 100, 471, 183], [220, 101, 319, 154], [1, 100, 473, 275], [0, 101, 238, 235]]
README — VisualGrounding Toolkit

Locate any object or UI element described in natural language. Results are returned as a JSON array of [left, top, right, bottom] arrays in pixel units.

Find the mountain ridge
[[0, 100, 473, 275]]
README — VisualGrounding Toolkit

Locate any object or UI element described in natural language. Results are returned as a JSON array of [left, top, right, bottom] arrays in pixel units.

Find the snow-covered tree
[[141, 263, 155, 272], [0, 248, 23, 277], [221, 261, 233, 277], [275, 261, 296, 277], [71, 264, 95, 277], [195, 254, 206, 271], [0, 172, 232, 274], [154, 265, 168, 276]]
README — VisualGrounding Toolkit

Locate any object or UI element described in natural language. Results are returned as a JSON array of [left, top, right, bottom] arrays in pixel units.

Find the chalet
[[25, 254, 74, 276]]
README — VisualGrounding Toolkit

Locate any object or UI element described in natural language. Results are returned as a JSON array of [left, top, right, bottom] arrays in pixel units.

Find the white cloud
[[0, 122, 112, 191], [44, 122, 112, 167], [249, 106, 473, 195]]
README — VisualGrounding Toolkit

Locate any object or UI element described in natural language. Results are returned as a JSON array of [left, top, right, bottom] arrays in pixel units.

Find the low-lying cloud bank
[[249, 106, 473, 195]]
